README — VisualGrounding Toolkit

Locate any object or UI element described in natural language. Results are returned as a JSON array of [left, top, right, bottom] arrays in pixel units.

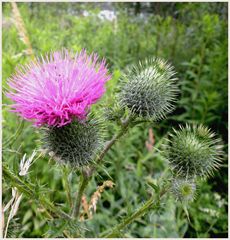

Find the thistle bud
[[41, 116, 104, 167], [171, 178, 196, 203], [118, 57, 178, 121], [167, 124, 223, 179]]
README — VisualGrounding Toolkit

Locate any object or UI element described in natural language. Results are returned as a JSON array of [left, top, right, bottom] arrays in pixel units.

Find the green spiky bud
[[118, 57, 178, 120], [166, 124, 223, 179], [41, 116, 104, 167], [171, 178, 196, 203]]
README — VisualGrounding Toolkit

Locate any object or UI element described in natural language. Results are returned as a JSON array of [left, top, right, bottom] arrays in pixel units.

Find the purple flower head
[[7, 49, 111, 127]]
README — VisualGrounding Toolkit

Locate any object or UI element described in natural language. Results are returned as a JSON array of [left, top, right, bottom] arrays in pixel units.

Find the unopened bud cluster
[[7, 49, 224, 207], [167, 124, 223, 203]]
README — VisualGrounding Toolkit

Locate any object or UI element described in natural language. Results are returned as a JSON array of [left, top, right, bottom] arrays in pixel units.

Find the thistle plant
[[7, 50, 110, 168], [4, 50, 224, 238]]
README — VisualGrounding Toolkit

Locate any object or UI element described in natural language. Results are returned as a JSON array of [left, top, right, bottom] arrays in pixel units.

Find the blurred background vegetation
[[2, 2, 228, 238]]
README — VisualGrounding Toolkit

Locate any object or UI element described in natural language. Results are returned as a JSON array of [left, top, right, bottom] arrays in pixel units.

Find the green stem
[[3, 164, 72, 220], [87, 115, 132, 177], [71, 170, 89, 218], [101, 188, 168, 238], [62, 167, 73, 208], [71, 115, 132, 219], [98, 117, 130, 162]]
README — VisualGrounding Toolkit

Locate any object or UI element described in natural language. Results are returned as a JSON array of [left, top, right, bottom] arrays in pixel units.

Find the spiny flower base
[[118, 57, 178, 121], [42, 118, 104, 167], [167, 124, 223, 179]]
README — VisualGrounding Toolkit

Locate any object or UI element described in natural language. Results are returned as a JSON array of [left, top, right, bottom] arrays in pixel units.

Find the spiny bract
[[42, 116, 104, 167], [171, 178, 196, 203], [167, 124, 223, 179], [118, 57, 178, 120]]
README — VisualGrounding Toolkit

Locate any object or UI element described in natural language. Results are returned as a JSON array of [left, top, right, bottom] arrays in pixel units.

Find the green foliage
[[2, 2, 228, 238]]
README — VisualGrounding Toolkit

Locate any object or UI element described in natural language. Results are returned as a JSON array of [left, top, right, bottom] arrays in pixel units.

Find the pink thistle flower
[[7, 50, 111, 127]]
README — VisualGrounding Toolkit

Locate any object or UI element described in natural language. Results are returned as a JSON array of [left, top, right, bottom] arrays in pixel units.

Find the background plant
[[2, 2, 228, 238]]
